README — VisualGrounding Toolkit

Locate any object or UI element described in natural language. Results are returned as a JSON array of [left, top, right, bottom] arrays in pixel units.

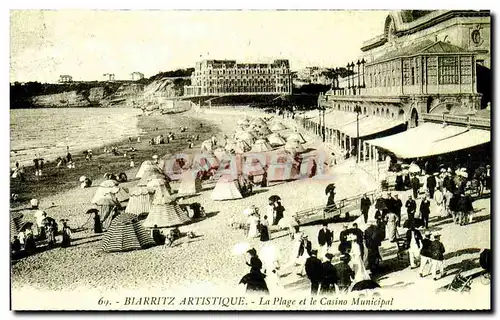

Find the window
[[402, 59, 411, 85], [426, 56, 437, 85], [438, 56, 459, 84], [460, 56, 472, 84]]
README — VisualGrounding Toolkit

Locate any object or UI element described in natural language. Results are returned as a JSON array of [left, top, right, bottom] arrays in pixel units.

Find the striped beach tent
[[177, 170, 202, 196], [136, 160, 162, 179], [143, 202, 191, 228], [101, 213, 155, 253], [125, 186, 154, 216], [10, 212, 23, 241]]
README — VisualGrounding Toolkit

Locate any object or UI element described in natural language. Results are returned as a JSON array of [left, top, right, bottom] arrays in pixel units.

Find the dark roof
[[368, 40, 472, 65]]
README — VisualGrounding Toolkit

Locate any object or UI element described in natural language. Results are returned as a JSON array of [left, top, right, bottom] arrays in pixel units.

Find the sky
[[10, 10, 390, 83]]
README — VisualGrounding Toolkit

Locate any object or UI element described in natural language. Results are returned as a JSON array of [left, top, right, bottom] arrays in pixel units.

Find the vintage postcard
[[9, 9, 491, 311]]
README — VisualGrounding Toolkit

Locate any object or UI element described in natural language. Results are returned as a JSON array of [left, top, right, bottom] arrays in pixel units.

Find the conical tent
[[270, 122, 287, 131], [137, 170, 166, 186], [257, 126, 272, 136], [267, 133, 287, 147], [250, 118, 267, 127], [143, 202, 190, 228], [136, 161, 162, 179], [234, 131, 256, 145], [10, 212, 23, 241], [125, 186, 154, 216], [225, 140, 251, 154], [287, 132, 306, 144], [101, 213, 155, 253], [211, 174, 243, 201], [251, 139, 274, 153], [91, 180, 129, 204], [177, 170, 202, 196]]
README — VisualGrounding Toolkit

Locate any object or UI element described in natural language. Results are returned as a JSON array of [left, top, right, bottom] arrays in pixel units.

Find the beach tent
[[267, 133, 287, 147], [211, 174, 244, 201], [266, 150, 301, 183], [213, 147, 229, 162], [256, 126, 272, 136], [101, 213, 155, 253], [270, 122, 287, 132], [91, 180, 129, 204], [147, 177, 173, 196], [177, 170, 203, 196], [250, 118, 267, 127], [143, 201, 191, 228], [225, 140, 251, 154], [284, 139, 306, 154], [135, 160, 162, 179], [237, 118, 250, 126], [137, 170, 168, 187], [234, 131, 257, 145], [287, 132, 306, 144], [162, 156, 190, 181], [125, 186, 154, 216], [10, 212, 23, 241], [251, 139, 274, 153], [192, 152, 220, 172]]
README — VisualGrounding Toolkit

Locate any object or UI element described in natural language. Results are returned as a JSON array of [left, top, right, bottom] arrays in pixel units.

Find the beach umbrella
[[277, 216, 299, 229], [86, 209, 99, 215], [269, 195, 281, 203], [351, 280, 381, 291], [232, 242, 251, 256], [325, 184, 336, 195], [409, 163, 421, 174]]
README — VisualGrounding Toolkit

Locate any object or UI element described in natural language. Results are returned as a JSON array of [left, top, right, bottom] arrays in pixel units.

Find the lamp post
[[356, 60, 361, 89], [354, 105, 362, 164], [346, 63, 351, 92], [361, 58, 366, 88]]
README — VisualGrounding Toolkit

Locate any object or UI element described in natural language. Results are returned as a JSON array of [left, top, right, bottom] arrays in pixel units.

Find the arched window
[[364, 107, 367, 115], [376, 108, 380, 116], [398, 109, 405, 120], [386, 109, 389, 117]]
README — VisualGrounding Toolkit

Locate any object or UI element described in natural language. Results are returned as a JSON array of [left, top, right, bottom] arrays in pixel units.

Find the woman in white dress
[[434, 188, 447, 218], [247, 213, 260, 239], [347, 235, 371, 283], [260, 243, 283, 294]]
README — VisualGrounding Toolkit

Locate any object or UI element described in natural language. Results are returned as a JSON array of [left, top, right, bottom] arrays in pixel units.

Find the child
[[93, 212, 103, 234], [61, 220, 72, 247]]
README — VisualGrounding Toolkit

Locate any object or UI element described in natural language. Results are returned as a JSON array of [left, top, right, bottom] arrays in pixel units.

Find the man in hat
[[411, 175, 421, 199], [364, 219, 384, 273], [426, 173, 437, 199], [305, 250, 323, 295], [360, 193, 372, 224], [320, 253, 337, 294], [317, 222, 333, 261], [295, 233, 312, 276], [419, 194, 431, 229], [393, 194, 403, 227], [405, 195, 417, 227], [333, 254, 354, 293], [429, 234, 446, 280], [419, 231, 433, 277]]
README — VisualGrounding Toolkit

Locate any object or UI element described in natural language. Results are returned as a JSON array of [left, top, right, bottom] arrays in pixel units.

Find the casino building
[[183, 59, 292, 96], [301, 10, 491, 172]]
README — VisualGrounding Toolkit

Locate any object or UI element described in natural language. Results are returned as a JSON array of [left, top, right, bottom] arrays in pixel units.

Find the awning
[[305, 110, 361, 128], [366, 123, 491, 158], [337, 116, 405, 138]]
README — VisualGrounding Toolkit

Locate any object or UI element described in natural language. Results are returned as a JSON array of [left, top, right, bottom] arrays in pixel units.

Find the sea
[[10, 108, 143, 167]]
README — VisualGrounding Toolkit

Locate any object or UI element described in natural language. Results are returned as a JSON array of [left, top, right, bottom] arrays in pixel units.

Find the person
[[239, 267, 269, 294], [419, 195, 431, 229], [333, 254, 355, 293], [360, 193, 371, 224], [393, 194, 403, 227], [247, 212, 260, 239], [419, 231, 433, 277], [93, 212, 103, 234], [317, 222, 333, 260], [364, 220, 384, 273], [266, 200, 276, 226], [385, 212, 399, 242], [426, 173, 437, 199], [395, 172, 404, 191], [260, 216, 270, 242], [347, 234, 371, 282], [403, 171, 411, 189], [350, 223, 364, 258], [429, 234, 446, 280], [406, 224, 423, 269], [339, 224, 350, 248], [375, 194, 387, 212], [433, 188, 446, 218], [305, 250, 323, 295], [457, 193, 469, 226], [61, 220, 72, 247], [23, 227, 37, 255], [274, 201, 285, 225], [320, 253, 337, 294], [11, 236, 21, 253], [405, 195, 417, 227], [246, 248, 263, 271], [33, 158, 40, 176], [296, 234, 312, 276], [411, 175, 421, 199], [385, 192, 396, 218], [152, 225, 165, 245], [100, 194, 121, 231]]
